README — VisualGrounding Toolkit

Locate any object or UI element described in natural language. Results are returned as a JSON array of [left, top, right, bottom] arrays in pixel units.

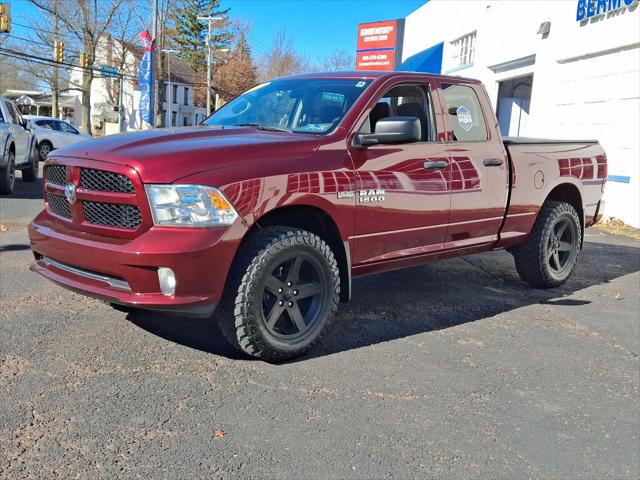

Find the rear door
[[437, 81, 509, 248], [349, 80, 451, 265]]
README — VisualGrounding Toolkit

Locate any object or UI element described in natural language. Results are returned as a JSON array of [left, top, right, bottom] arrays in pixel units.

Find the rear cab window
[[441, 83, 488, 142]]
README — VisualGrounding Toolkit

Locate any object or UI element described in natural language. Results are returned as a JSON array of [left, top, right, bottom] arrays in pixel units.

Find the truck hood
[[53, 126, 322, 183]]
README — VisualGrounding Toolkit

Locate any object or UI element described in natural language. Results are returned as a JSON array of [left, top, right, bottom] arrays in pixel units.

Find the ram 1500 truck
[[29, 72, 607, 361]]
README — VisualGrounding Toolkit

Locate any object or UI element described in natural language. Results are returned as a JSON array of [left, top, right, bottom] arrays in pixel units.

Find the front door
[[349, 81, 451, 265]]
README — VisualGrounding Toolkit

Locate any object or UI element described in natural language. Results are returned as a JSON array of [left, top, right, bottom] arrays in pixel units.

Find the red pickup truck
[[29, 72, 607, 361]]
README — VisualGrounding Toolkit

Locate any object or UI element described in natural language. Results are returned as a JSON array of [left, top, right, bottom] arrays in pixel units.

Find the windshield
[[203, 78, 373, 135]]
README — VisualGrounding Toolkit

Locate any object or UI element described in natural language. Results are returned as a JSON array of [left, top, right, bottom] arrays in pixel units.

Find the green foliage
[[169, 0, 230, 74]]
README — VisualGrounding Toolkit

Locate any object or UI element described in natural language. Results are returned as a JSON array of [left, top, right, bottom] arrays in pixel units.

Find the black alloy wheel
[[260, 253, 326, 339]]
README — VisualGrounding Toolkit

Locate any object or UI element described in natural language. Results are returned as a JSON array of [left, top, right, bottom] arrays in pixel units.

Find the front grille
[[83, 201, 142, 229], [80, 168, 134, 194], [46, 165, 67, 185], [47, 193, 72, 219]]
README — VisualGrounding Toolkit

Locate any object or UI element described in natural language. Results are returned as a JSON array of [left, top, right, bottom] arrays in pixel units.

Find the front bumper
[[28, 210, 245, 318]]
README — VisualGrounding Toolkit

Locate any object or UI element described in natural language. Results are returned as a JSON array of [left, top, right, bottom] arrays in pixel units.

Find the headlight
[[145, 184, 238, 227]]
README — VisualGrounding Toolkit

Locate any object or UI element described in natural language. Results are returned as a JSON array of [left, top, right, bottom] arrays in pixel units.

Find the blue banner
[[138, 31, 153, 126]]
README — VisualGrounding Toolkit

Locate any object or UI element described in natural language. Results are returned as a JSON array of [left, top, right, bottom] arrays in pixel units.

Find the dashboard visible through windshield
[[203, 78, 373, 135]]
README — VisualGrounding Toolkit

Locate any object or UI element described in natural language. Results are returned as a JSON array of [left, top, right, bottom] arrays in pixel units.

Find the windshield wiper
[[234, 123, 291, 133]]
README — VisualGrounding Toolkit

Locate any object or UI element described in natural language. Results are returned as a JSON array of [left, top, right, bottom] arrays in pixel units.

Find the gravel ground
[[1, 172, 639, 479]]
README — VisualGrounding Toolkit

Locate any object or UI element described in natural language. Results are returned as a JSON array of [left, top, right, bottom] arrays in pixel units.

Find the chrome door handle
[[423, 160, 448, 170], [483, 158, 504, 167]]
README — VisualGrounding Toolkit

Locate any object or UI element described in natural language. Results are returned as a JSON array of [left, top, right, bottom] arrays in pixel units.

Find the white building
[[400, 0, 640, 226], [69, 37, 206, 135]]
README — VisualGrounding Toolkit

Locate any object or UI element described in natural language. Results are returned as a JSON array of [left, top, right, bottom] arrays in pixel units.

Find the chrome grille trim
[[42, 256, 132, 292]]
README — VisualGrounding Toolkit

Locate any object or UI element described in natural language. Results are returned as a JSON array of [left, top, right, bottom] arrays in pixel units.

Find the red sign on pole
[[357, 20, 398, 51], [356, 50, 395, 71], [355, 19, 404, 71]]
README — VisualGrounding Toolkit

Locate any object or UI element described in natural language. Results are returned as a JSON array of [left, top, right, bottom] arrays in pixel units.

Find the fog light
[[158, 267, 176, 296]]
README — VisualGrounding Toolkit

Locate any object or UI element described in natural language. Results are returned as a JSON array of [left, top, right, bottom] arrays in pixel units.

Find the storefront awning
[[396, 42, 444, 74]]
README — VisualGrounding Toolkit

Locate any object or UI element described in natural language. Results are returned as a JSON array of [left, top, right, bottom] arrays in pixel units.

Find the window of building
[[171, 111, 177, 126], [450, 31, 476, 69], [172, 85, 178, 103], [183, 87, 189, 106], [441, 83, 488, 142]]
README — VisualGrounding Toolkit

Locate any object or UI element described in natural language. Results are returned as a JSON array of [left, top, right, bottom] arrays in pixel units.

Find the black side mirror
[[355, 116, 421, 147]]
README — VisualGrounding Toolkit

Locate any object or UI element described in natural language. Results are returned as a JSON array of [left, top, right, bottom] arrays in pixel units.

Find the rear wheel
[[218, 227, 340, 361], [21, 142, 39, 182], [513, 201, 581, 288], [0, 150, 16, 195]]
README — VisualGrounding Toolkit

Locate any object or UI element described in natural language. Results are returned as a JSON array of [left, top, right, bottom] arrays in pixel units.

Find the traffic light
[[0, 3, 11, 33], [54, 41, 64, 63], [80, 53, 89, 68]]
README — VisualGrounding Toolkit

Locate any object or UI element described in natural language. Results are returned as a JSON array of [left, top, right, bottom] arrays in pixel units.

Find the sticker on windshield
[[456, 106, 473, 131], [355, 81, 366, 88]]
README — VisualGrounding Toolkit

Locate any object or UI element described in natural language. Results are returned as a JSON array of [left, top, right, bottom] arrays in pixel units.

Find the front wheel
[[218, 227, 340, 361], [512, 201, 582, 288], [0, 150, 16, 195]]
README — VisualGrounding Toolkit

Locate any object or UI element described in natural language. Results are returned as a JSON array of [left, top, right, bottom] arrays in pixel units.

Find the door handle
[[483, 158, 504, 167], [423, 160, 448, 170]]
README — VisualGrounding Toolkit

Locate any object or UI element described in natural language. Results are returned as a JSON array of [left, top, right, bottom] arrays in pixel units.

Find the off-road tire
[[217, 227, 340, 362], [0, 150, 16, 194], [512, 201, 582, 288], [21, 142, 39, 182]]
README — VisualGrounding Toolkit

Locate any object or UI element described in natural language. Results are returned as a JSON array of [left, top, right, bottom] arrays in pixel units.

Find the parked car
[[0, 97, 38, 194], [29, 72, 607, 361], [24, 115, 92, 161]]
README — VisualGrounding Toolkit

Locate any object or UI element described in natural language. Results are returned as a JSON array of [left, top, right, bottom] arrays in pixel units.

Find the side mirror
[[355, 116, 421, 147], [21, 119, 30, 130]]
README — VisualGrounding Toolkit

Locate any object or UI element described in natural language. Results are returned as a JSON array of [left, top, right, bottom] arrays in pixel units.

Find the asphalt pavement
[[1, 170, 639, 479]]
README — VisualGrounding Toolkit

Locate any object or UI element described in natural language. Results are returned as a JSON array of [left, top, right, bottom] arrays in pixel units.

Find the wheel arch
[[544, 182, 584, 247], [247, 204, 352, 303]]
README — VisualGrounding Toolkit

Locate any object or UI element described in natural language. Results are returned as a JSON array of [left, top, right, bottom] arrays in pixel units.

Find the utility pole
[[162, 49, 177, 127], [151, 0, 158, 127], [197, 16, 223, 116], [51, 0, 59, 119], [118, 74, 125, 132]]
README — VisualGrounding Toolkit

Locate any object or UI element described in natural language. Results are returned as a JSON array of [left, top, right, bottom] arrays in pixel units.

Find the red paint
[[28, 72, 607, 315]]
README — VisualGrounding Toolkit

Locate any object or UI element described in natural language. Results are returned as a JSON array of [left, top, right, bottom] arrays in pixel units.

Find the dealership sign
[[577, 0, 639, 21], [356, 19, 405, 71]]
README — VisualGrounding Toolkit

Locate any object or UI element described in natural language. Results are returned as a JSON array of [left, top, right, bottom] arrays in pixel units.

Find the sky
[[8, 0, 427, 63]]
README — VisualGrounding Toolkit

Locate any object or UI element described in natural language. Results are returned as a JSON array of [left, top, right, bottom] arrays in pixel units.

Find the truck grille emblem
[[64, 183, 77, 204]]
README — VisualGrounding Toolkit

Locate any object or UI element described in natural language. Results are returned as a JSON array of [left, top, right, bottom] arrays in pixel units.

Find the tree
[[258, 28, 309, 81], [29, 0, 133, 133], [169, 0, 230, 74], [319, 49, 354, 72], [213, 19, 257, 100]]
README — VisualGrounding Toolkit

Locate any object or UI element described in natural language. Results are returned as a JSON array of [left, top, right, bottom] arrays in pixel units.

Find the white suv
[[24, 116, 92, 161], [0, 97, 38, 194]]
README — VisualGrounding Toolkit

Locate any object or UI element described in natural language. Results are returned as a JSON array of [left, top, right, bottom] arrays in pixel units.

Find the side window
[[59, 122, 78, 134], [0, 104, 4, 123], [8, 103, 23, 125], [441, 83, 488, 142], [362, 84, 435, 141], [37, 120, 55, 130]]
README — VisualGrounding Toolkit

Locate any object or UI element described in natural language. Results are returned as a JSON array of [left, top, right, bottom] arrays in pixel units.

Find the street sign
[[98, 65, 120, 78]]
